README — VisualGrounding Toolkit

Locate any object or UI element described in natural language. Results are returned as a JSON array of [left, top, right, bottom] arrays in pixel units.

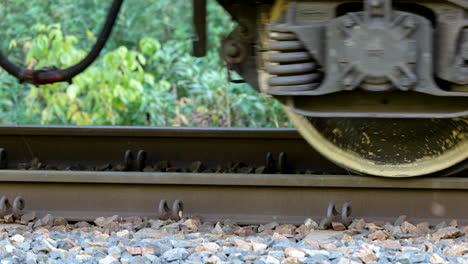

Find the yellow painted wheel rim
[[286, 108, 468, 177]]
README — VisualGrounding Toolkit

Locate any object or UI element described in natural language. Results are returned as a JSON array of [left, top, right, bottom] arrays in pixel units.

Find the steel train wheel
[[286, 108, 468, 177], [263, 1, 468, 177]]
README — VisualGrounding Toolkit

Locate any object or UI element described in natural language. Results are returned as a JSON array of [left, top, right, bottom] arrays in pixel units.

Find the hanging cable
[[0, 0, 124, 86]]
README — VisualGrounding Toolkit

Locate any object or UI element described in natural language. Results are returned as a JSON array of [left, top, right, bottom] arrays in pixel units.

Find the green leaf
[[66, 84, 80, 100]]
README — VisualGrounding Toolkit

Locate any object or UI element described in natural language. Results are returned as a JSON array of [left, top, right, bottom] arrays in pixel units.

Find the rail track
[[0, 126, 466, 225]]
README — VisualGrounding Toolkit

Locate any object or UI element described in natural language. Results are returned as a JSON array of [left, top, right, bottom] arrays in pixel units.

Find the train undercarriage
[[0, 0, 466, 177], [213, 0, 468, 177]]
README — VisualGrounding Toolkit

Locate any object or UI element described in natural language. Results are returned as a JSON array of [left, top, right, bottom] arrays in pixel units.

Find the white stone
[[76, 254, 92, 260], [285, 247, 306, 259], [304, 218, 319, 229], [99, 255, 118, 264], [430, 254, 448, 264], [10, 234, 24, 243], [234, 239, 252, 251], [116, 230, 130, 238], [5, 245, 15, 253], [264, 255, 281, 264], [251, 240, 267, 251], [337, 258, 351, 264], [302, 230, 343, 241]]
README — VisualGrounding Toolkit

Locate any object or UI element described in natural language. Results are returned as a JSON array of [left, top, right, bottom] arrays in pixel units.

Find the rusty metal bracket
[[320, 202, 352, 229], [158, 200, 184, 221]]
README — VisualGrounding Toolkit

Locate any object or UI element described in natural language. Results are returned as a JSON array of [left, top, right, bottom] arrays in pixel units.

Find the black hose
[[0, 52, 23, 78], [0, 0, 124, 85]]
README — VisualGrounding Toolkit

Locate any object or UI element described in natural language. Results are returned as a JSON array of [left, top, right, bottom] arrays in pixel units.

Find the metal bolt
[[123, 149, 133, 171], [343, 76, 354, 88], [461, 42, 468, 61], [457, 74, 467, 83], [399, 77, 413, 91], [400, 77, 411, 86], [456, 69, 468, 83], [240, 25, 249, 35], [171, 200, 184, 221], [341, 203, 352, 227], [0, 148, 6, 169], [342, 16, 354, 28], [136, 150, 146, 172], [225, 43, 240, 58], [404, 17, 416, 29], [12, 196, 25, 219], [278, 152, 287, 174], [369, 0, 382, 7], [0, 196, 10, 218], [158, 200, 170, 220], [265, 152, 274, 173]]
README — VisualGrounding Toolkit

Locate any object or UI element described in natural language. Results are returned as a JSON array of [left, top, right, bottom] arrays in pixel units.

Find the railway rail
[[0, 126, 466, 225]]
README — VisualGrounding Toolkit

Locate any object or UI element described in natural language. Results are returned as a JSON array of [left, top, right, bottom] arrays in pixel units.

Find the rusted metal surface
[[0, 126, 465, 224], [0, 126, 344, 174], [0, 171, 466, 224]]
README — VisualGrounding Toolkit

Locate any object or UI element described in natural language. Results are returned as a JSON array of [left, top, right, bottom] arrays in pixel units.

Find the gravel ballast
[[0, 214, 466, 264]]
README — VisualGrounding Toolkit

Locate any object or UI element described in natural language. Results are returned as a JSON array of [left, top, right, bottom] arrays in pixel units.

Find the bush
[[0, 0, 290, 128]]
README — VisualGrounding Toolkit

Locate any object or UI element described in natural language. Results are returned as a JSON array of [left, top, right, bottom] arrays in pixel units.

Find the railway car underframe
[[215, 0, 468, 177], [0, 0, 467, 177]]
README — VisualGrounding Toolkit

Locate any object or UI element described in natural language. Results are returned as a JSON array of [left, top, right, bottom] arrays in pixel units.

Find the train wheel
[[286, 109, 468, 177]]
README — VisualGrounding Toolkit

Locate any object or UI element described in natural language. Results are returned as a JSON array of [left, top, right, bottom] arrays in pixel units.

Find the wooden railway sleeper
[[319, 202, 353, 229], [158, 200, 184, 221]]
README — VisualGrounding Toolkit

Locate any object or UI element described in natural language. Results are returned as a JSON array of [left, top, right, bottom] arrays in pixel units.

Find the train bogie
[[0, 0, 466, 177], [212, 0, 468, 177]]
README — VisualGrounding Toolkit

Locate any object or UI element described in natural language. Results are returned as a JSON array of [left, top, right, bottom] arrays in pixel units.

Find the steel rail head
[[0, 0, 124, 86]]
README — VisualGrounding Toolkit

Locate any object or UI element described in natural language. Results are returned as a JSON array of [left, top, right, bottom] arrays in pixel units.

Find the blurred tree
[[0, 0, 290, 128]]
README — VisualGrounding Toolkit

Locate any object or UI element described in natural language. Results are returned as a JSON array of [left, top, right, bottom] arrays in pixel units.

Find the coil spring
[[266, 30, 321, 91]]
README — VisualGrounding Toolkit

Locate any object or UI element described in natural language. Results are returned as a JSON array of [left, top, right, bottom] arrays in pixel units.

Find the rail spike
[[0, 148, 7, 169], [158, 200, 184, 221], [320, 202, 353, 229], [0, 196, 26, 220]]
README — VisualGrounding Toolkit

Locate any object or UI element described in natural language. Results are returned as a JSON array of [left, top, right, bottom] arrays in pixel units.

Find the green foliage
[[0, 75, 25, 124], [0, 0, 290, 128], [22, 24, 168, 126]]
